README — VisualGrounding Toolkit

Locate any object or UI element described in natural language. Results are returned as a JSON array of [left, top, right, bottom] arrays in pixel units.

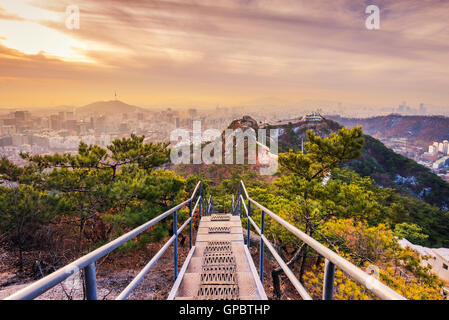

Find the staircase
[[168, 213, 267, 300]]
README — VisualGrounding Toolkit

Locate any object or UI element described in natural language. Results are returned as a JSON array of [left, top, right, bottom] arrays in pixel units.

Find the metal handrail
[[5, 181, 204, 300], [236, 180, 406, 300], [240, 195, 312, 300]]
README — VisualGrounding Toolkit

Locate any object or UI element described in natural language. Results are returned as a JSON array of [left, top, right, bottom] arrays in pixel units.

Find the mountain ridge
[[327, 114, 449, 147], [237, 115, 449, 209]]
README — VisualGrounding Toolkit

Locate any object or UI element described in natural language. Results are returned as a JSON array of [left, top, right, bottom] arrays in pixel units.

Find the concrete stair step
[[196, 233, 244, 242], [175, 272, 260, 299], [185, 255, 250, 273], [193, 242, 246, 258], [199, 221, 242, 228], [201, 215, 241, 222], [197, 226, 243, 234]]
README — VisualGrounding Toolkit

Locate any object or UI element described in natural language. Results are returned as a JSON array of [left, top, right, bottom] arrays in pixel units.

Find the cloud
[[0, 0, 448, 106], [0, 7, 24, 20], [30, 0, 449, 63]]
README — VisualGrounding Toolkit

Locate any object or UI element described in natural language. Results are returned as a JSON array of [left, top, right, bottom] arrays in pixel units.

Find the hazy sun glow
[[0, 19, 93, 62]]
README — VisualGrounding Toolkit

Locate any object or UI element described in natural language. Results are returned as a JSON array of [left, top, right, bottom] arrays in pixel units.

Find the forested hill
[[350, 135, 449, 209], [263, 116, 449, 210], [328, 114, 449, 147]]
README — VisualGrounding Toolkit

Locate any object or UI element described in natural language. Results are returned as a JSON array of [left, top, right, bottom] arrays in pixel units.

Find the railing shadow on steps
[[4, 181, 213, 300], [232, 180, 406, 300]]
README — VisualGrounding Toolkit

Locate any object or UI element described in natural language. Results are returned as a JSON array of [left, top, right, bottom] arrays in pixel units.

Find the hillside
[[328, 114, 449, 147], [174, 115, 449, 210], [179, 115, 449, 247], [350, 135, 449, 209], [76, 100, 148, 116], [260, 116, 449, 210]]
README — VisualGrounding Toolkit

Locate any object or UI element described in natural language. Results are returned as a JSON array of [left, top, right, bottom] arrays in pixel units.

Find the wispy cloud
[[0, 0, 448, 107]]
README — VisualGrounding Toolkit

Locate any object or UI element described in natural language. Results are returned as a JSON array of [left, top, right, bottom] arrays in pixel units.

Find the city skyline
[[0, 0, 449, 108]]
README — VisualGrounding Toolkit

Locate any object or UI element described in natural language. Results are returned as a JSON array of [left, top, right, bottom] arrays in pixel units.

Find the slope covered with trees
[[350, 135, 449, 209], [1, 126, 448, 299], [271, 117, 449, 209], [0, 135, 188, 275], [328, 114, 449, 148], [196, 127, 447, 299]]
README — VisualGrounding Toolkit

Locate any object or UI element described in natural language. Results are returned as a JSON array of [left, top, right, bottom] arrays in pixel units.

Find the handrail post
[[238, 184, 242, 217], [208, 195, 212, 216], [84, 263, 97, 300], [203, 190, 206, 216], [203, 189, 206, 216], [259, 209, 265, 283], [208, 199, 210, 215], [174, 209, 178, 280], [247, 199, 251, 249], [239, 192, 242, 218], [323, 259, 335, 300], [234, 192, 238, 216], [202, 188, 205, 216], [189, 199, 193, 249], [199, 184, 203, 217]]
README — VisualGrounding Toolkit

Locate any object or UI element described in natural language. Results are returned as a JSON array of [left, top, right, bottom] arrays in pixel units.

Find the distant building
[[14, 111, 31, 121], [422, 151, 439, 162], [50, 115, 61, 130], [439, 143, 445, 153], [119, 123, 129, 133], [428, 145, 436, 154], [1, 125, 15, 135], [433, 156, 449, 170], [137, 113, 145, 121], [66, 111, 75, 120], [419, 103, 427, 115], [0, 136, 12, 147], [303, 113, 323, 122]]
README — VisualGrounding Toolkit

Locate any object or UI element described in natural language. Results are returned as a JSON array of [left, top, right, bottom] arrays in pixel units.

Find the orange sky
[[0, 0, 448, 109]]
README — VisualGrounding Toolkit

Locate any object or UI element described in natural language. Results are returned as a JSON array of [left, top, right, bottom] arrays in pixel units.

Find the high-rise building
[[188, 108, 197, 119], [50, 115, 61, 130], [444, 140, 449, 155], [429, 145, 437, 155], [14, 111, 31, 121], [439, 143, 444, 153], [66, 111, 75, 121], [58, 111, 66, 122], [1, 125, 15, 135], [419, 103, 427, 115]]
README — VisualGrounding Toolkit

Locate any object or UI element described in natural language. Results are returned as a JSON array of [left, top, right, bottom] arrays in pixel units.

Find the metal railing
[[5, 181, 210, 300], [233, 180, 406, 300]]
